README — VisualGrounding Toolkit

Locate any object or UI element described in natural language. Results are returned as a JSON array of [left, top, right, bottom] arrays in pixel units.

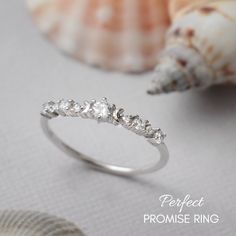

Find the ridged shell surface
[[168, 0, 216, 20], [0, 210, 84, 236], [148, 0, 236, 94], [27, 0, 170, 72]]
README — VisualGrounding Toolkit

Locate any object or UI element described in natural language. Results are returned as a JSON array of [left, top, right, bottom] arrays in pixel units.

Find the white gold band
[[40, 98, 169, 176]]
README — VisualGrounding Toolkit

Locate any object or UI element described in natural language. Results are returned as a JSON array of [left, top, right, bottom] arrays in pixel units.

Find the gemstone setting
[[41, 98, 166, 144], [153, 128, 166, 144], [92, 101, 111, 120], [41, 101, 58, 118]]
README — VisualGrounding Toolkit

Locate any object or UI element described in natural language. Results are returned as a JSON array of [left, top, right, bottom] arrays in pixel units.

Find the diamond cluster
[[41, 98, 166, 144]]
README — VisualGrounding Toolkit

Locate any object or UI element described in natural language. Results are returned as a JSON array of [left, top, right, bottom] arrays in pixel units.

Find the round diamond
[[93, 102, 110, 120], [41, 101, 58, 118], [58, 99, 75, 116], [154, 129, 166, 144], [145, 125, 155, 138], [44, 101, 56, 113], [133, 117, 144, 130], [73, 103, 81, 113]]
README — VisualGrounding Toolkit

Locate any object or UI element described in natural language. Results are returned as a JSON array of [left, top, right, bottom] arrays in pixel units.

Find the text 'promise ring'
[[40, 98, 169, 176]]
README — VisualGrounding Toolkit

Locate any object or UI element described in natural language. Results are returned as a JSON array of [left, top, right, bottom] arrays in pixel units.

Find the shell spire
[[148, 0, 236, 94]]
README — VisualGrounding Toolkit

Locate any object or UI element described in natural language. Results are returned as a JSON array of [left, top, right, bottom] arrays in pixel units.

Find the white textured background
[[0, 1, 236, 235]]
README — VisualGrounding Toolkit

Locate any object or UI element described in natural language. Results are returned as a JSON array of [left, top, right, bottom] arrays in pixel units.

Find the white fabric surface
[[0, 1, 235, 235]]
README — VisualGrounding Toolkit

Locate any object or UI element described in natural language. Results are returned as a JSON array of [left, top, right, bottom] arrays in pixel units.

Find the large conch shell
[[27, 0, 170, 72], [148, 0, 236, 94]]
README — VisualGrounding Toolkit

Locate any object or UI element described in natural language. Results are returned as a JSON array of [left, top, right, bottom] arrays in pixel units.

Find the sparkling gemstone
[[58, 99, 75, 116], [59, 100, 70, 110], [43, 101, 56, 113], [145, 125, 155, 137], [73, 103, 81, 114], [67, 102, 80, 116], [154, 129, 166, 144], [133, 117, 145, 130], [41, 101, 58, 118], [122, 115, 133, 126], [92, 102, 110, 120]]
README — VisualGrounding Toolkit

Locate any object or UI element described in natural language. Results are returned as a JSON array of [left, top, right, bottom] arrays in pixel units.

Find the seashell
[[168, 0, 214, 20], [0, 210, 84, 235], [148, 0, 236, 94], [27, 0, 170, 72]]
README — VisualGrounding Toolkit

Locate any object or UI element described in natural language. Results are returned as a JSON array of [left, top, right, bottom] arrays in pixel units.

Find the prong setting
[[41, 98, 166, 144], [41, 101, 58, 118]]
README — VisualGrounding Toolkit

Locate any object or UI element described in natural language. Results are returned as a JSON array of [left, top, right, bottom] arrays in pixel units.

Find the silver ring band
[[40, 98, 169, 176]]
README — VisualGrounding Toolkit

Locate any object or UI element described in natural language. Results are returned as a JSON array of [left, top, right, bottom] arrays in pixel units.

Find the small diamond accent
[[72, 103, 81, 115], [132, 117, 145, 130], [145, 125, 155, 138], [44, 101, 56, 113], [153, 128, 166, 144], [41, 101, 58, 118], [57, 99, 75, 116], [122, 115, 133, 127]]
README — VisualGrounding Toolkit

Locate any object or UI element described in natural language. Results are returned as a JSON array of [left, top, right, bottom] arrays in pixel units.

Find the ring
[[40, 98, 169, 176]]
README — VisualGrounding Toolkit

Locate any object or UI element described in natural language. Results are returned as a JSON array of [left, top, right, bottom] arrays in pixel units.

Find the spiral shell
[[148, 0, 236, 94], [168, 0, 214, 20], [27, 0, 170, 72], [0, 210, 84, 235]]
